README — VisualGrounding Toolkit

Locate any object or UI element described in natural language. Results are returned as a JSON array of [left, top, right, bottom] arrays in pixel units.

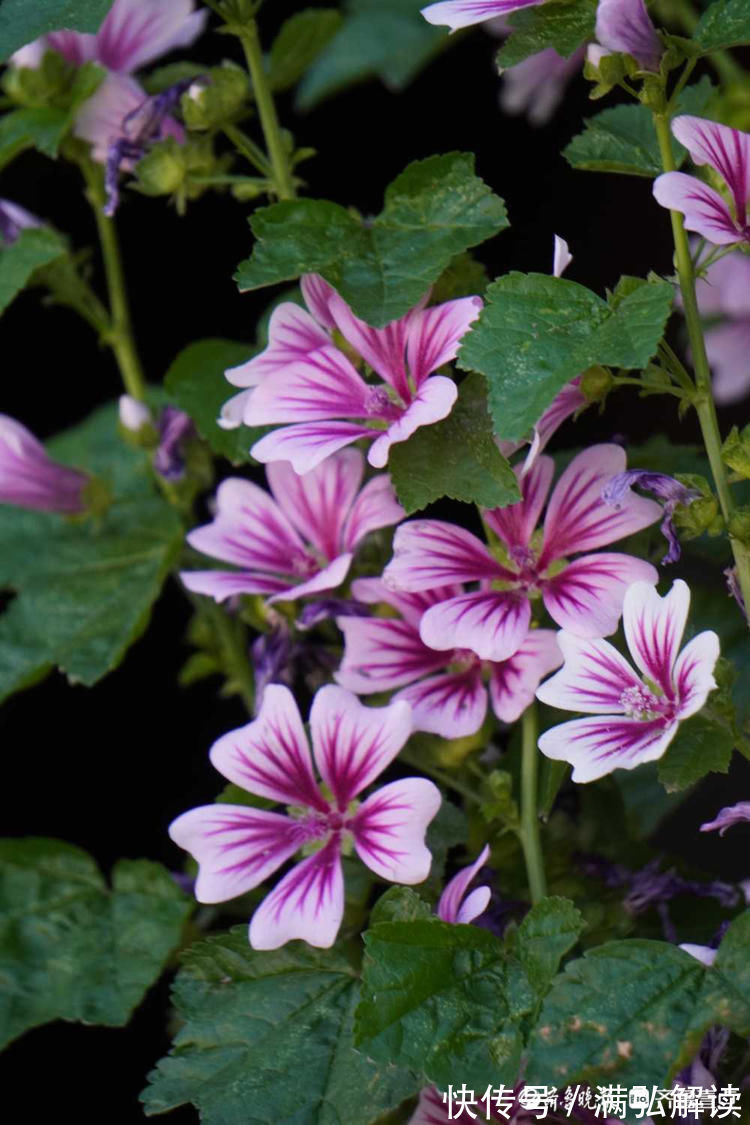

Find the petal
[[408, 1087, 451, 1125], [180, 569, 290, 602], [484, 455, 554, 551], [520, 379, 585, 476], [168, 804, 309, 904], [250, 421, 373, 474], [267, 552, 353, 604], [396, 668, 487, 738], [406, 297, 483, 386], [368, 375, 458, 469], [186, 477, 306, 574], [420, 590, 531, 662], [705, 321, 750, 405], [329, 292, 414, 400], [385, 520, 504, 590], [300, 273, 337, 329], [227, 303, 331, 389], [535, 632, 641, 714], [700, 801, 750, 836], [266, 450, 363, 561], [457, 887, 493, 924], [623, 578, 690, 697], [341, 473, 405, 550], [489, 628, 562, 723], [553, 234, 573, 278], [96, 0, 208, 73], [500, 48, 583, 128], [671, 116, 750, 226], [437, 844, 491, 923], [74, 72, 145, 164], [310, 685, 413, 806], [336, 616, 446, 694], [653, 173, 742, 246], [210, 684, 328, 813], [679, 943, 717, 967], [542, 553, 659, 637], [243, 348, 371, 424], [350, 575, 462, 629], [538, 715, 676, 783], [672, 630, 720, 719], [540, 444, 663, 562], [218, 387, 253, 430], [595, 0, 662, 72], [249, 839, 344, 950], [47, 30, 99, 64], [421, 0, 542, 33], [352, 778, 441, 883]]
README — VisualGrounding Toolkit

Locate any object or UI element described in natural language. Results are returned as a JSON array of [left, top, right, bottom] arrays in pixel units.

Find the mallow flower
[[653, 117, 750, 246], [594, 0, 662, 73], [536, 579, 720, 782], [700, 802, 750, 836], [691, 248, 750, 404], [181, 448, 404, 603], [336, 578, 561, 738], [384, 445, 661, 664], [0, 414, 90, 515], [421, 0, 543, 33], [221, 274, 482, 473], [0, 199, 41, 246], [169, 684, 440, 949], [602, 469, 700, 564]]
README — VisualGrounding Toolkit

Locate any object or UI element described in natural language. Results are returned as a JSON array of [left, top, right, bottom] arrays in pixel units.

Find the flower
[[222, 274, 482, 473], [437, 845, 491, 923], [384, 445, 661, 664], [700, 801, 750, 836], [181, 448, 404, 603], [691, 248, 750, 404], [499, 48, 585, 127], [152, 404, 196, 481], [421, 0, 543, 34], [680, 943, 717, 967], [594, 0, 662, 73], [336, 578, 561, 737], [601, 469, 700, 564], [653, 117, 750, 247], [0, 414, 89, 515], [169, 683, 440, 949], [0, 198, 41, 246], [536, 579, 720, 782]]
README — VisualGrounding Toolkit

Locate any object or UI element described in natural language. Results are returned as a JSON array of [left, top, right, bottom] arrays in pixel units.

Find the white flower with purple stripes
[[169, 684, 440, 949], [421, 0, 542, 33], [536, 579, 720, 783]]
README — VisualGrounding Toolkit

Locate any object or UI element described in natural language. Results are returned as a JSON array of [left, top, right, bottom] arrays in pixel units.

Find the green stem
[[399, 748, 481, 805], [222, 124, 272, 176], [238, 20, 295, 200], [653, 112, 750, 620], [613, 376, 689, 398], [201, 599, 255, 714], [520, 704, 547, 905]]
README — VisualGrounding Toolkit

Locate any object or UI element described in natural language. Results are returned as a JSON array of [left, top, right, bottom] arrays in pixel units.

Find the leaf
[[141, 931, 419, 1125], [235, 152, 508, 327], [297, 0, 446, 110], [388, 374, 520, 515], [164, 338, 258, 465], [0, 402, 183, 701], [0, 838, 190, 1048], [526, 940, 706, 1086], [511, 897, 586, 998], [695, 911, 750, 1037], [0, 0, 113, 63], [269, 10, 343, 94], [0, 226, 67, 314], [458, 274, 674, 441], [0, 107, 67, 170], [498, 0, 597, 67], [657, 712, 734, 793], [695, 0, 750, 51]]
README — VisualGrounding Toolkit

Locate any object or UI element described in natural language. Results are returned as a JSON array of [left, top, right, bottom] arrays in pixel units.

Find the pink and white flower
[[169, 683, 440, 949], [437, 844, 491, 923], [223, 274, 482, 473], [384, 445, 661, 664], [336, 578, 561, 738], [421, 0, 542, 33], [594, 0, 662, 73], [0, 414, 89, 515], [181, 448, 404, 604], [700, 801, 750, 836], [653, 117, 750, 246], [536, 579, 720, 783]]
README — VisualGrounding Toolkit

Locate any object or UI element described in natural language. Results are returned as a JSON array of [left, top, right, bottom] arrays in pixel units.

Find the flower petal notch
[[536, 579, 720, 782], [421, 0, 543, 33]]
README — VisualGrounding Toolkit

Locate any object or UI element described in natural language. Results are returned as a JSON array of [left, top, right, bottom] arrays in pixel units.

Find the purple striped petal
[[342, 472, 405, 550], [351, 778, 441, 882], [437, 844, 490, 923], [266, 552, 353, 604], [595, 0, 662, 72], [540, 444, 662, 564], [244, 349, 372, 425], [180, 569, 291, 602], [329, 293, 415, 401], [226, 304, 330, 392], [267, 451, 363, 561], [300, 273, 338, 329], [74, 72, 148, 164], [210, 684, 329, 813], [700, 802, 750, 836], [368, 375, 458, 468], [420, 590, 531, 662], [95, 0, 208, 73], [250, 421, 374, 474], [385, 520, 506, 590], [542, 553, 658, 637], [396, 668, 487, 738], [538, 714, 677, 783], [249, 838, 344, 950], [168, 804, 310, 904], [705, 321, 750, 404], [336, 616, 446, 694], [310, 686, 413, 807], [623, 578, 690, 698], [500, 47, 584, 128], [671, 116, 750, 229], [653, 172, 742, 246], [672, 631, 719, 719], [408, 1087, 451, 1125], [484, 455, 555, 551], [489, 629, 562, 723], [0, 414, 89, 515], [351, 576, 461, 628], [521, 378, 585, 476], [421, 0, 542, 32], [406, 297, 483, 387], [535, 632, 641, 714]]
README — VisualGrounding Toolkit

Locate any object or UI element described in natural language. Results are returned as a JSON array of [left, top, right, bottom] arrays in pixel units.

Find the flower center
[[619, 683, 675, 722]]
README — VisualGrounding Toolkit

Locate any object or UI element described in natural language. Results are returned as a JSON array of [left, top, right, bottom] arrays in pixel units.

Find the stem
[[520, 704, 547, 905], [399, 748, 482, 805], [653, 112, 750, 620], [201, 599, 255, 714], [238, 20, 295, 200], [222, 124, 272, 176]]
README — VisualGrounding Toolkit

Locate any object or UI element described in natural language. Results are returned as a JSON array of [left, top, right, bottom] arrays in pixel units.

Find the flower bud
[[118, 395, 153, 433], [181, 66, 248, 132], [722, 424, 750, 480], [580, 364, 613, 403]]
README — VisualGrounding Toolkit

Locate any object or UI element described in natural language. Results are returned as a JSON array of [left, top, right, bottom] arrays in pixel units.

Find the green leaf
[[388, 374, 520, 514], [235, 152, 508, 327], [657, 712, 734, 793], [511, 897, 586, 998], [526, 940, 706, 1086], [370, 886, 434, 926], [297, 0, 446, 110], [142, 931, 418, 1125], [458, 274, 674, 441], [696, 911, 750, 1037], [269, 9, 343, 94], [0, 402, 183, 701], [0, 107, 68, 170], [498, 0, 597, 67], [695, 0, 750, 51], [0, 0, 113, 63], [0, 226, 67, 314], [0, 838, 190, 1048], [164, 338, 258, 465]]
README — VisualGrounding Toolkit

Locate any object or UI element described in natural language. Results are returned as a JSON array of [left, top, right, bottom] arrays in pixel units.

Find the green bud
[[729, 506, 750, 547], [672, 473, 721, 539], [181, 65, 248, 131], [580, 365, 613, 403], [722, 424, 750, 480], [134, 137, 186, 196], [2, 49, 72, 107]]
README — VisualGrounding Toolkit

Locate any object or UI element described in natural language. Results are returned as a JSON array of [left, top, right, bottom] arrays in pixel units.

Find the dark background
[[0, 3, 748, 1121]]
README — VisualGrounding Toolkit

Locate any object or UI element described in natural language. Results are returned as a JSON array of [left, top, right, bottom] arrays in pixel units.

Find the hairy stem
[[238, 20, 295, 200], [520, 704, 547, 905]]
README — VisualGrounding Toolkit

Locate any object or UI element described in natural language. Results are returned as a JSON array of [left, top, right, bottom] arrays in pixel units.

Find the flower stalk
[[520, 702, 547, 905], [237, 19, 295, 201]]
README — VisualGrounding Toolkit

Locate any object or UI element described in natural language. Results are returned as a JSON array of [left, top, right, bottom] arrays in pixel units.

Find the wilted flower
[[700, 801, 750, 836], [0, 414, 89, 515], [594, 0, 662, 73], [602, 469, 700, 564]]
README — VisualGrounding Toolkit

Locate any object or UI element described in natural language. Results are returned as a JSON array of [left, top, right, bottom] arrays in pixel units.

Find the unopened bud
[[580, 365, 613, 403]]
